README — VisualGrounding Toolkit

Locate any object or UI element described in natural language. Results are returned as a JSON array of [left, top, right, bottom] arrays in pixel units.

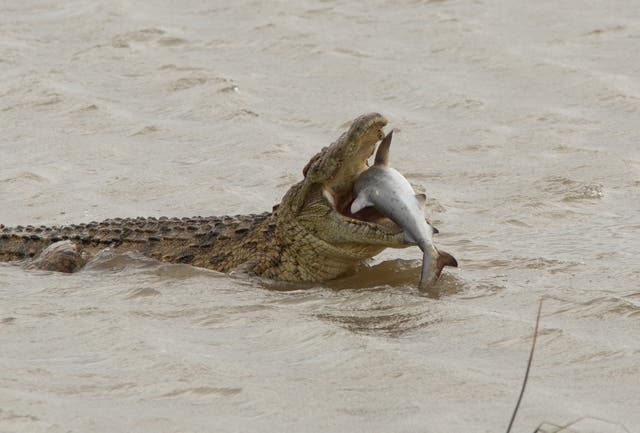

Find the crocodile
[[0, 113, 456, 284]]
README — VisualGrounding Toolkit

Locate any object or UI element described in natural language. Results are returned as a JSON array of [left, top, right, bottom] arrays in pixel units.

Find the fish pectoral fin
[[425, 216, 438, 234], [415, 193, 427, 209], [403, 231, 417, 244], [350, 195, 374, 214]]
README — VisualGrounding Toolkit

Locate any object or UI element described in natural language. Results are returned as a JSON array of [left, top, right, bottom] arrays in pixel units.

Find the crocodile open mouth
[[323, 186, 392, 223], [302, 112, 405, 237], [326, 181, 439, 238], [320, 116, 437, 238], [324, 186, 404, 235], [322, 114, 404, 234]]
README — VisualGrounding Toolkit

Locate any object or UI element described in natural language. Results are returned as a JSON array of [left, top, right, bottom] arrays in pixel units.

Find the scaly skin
[[0, 113, 443, 282]]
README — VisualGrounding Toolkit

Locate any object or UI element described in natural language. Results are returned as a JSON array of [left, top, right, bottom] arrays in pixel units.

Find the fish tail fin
[[418, 248, 458, 289], [436, 250, 458, 277]]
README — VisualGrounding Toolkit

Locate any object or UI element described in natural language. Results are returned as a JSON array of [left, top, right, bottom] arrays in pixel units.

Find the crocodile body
[[0, 113, 454, 283], [0, 213, 274, 274]]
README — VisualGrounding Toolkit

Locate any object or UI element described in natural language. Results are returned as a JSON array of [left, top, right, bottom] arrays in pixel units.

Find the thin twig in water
[[505, 299, 543, 433]]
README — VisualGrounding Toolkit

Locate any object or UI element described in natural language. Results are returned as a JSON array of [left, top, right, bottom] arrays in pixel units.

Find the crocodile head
[[262, 113, 411, 281]]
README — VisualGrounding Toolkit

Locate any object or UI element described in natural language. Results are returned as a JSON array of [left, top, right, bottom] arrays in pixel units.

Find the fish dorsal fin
[[415, 193, 426, 209], [374, 131, 393, 166]]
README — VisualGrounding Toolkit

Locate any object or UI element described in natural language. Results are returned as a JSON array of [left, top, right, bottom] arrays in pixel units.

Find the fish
[[350, 131, 457, 288]]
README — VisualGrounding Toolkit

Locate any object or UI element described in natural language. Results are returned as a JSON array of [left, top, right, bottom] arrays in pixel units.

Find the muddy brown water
[[1, 1, 639, 432]]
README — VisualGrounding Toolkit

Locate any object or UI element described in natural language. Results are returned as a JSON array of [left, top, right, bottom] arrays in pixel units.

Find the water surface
[[1, 1, 639, 432]]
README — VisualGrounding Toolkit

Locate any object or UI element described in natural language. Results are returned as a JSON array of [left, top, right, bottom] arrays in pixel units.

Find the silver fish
[[351, 131, 457, 288]]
